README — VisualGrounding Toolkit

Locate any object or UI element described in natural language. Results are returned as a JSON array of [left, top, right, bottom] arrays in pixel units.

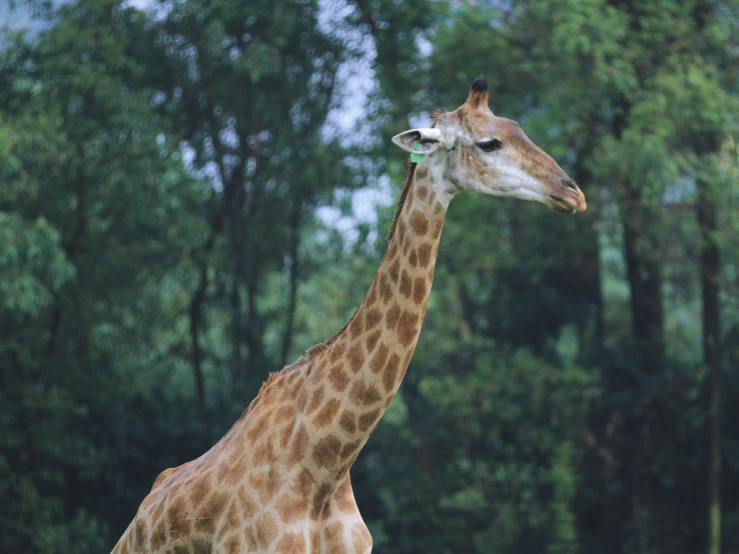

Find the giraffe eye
[[477, 139, 502, 152]]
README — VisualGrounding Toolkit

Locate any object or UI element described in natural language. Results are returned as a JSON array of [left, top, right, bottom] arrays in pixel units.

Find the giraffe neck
[[304, 163, 450, 478]]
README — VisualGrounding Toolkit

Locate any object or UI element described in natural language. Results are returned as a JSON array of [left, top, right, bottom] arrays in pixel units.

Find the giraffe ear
[[392, 128, 443, 155]]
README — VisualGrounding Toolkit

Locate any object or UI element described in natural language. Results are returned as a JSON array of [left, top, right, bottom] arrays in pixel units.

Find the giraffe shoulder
[[151, 464, 184, 491]]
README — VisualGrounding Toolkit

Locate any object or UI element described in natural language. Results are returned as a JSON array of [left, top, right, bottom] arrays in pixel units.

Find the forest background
[[1, 0, 738, 552]]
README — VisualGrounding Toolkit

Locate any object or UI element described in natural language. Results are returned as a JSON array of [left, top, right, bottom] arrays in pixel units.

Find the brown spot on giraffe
[[188, 473, 211, 506], [397, 310, 420, 346], [309, 530, 320, 552], [255, 513, 278, 549], [297, 388, 308, 412], [433, 218, 444, 239], [418, 242, 433, 267], [365, 329, 381, 352], [329, 339, 345, 362], [349, 380, 382, 407], [409, 211, 429, 235], [218, 461, 244, 486], [237, 486, 258, 519], [386, 303, 401, 329], [366, 283, 378, 306], [248, 470, 276, 505], [413, 277, 427, 304], [383, 353, 401, 393], [220, 499, 241, 535], [347, 343, 364, 373], [150, 518, 166, 551], [389, 258, 400, 283], [133, 518, 147, 550], [349, 314, 363, 338], [402, 235, 412, 254], [365, 307, 382, 329], [313, 398, 341, 428], [358, 409, 381, 432], [323, 521, 344, 551], [311, 483, 334, 520], [276, 532, 307, 554], [409, 249, 418, 267], [405, 186, 415, 209], [340, 410, 357, 434], [313, 434, 342, 468], [244, 527, 259, 551], [275, 491, 308, 524], [328, 363, 349, 392], [290, 423, 309, 462], [275, 403, 295, 425], [340, 439, 362, 458], [167, 495, 190, 540], [379, 272, 393, 303], [279, 420, 293, 449], [399, 268, 412, 298], [333, 477, 356, 516], [222, 533, 242, 553], [246, 408, 272, 442], [369, 342, 389, 374], [306, 386, 325, 415]]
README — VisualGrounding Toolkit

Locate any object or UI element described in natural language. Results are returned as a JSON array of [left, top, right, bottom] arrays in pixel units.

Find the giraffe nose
[[561, 177, 580, 193], [559, 177, 587, 212]]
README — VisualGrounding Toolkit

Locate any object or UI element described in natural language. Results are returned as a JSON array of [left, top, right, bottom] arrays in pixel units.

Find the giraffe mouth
[[547, 196, 576, 215], [547, 193, 586, 215]]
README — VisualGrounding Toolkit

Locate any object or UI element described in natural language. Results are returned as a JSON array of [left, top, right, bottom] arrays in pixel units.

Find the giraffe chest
[[211, 472, 373, 554], [120, 467, 372, 554]]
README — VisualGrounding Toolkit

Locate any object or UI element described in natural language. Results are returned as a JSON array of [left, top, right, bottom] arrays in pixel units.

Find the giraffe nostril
[[562, 178, 579, 192]]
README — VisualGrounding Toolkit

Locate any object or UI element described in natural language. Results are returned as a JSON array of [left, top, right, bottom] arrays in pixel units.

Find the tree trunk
[[572, 158, 604, 342], [697, 180, 721, 554], [621, 182, 665, 373], [280, 206, 301, 368], [244, 278, 265, 381], [190, 265, 208, 411], [229, 180, 247, 385], [620, 179, 664, 554]]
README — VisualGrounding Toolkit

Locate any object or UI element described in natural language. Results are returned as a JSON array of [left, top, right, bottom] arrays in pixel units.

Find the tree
[[0, 1, 209, 549], [141, 0, 360, 407]]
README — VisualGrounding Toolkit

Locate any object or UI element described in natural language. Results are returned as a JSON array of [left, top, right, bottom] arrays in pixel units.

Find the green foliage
[[360, 344, 598, 553], [0, 0, 737, 552]]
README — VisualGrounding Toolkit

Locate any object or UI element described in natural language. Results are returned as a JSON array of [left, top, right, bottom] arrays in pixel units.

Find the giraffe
[[112, 76, 586, 554]]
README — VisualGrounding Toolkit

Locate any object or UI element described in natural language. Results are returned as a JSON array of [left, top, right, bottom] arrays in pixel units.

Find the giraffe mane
[[386, 160, 417, 243], [431, 107, 447, 122], [304, 306, 360, 359], [305, 154, 422, 359], [253, 139, 432, 402]]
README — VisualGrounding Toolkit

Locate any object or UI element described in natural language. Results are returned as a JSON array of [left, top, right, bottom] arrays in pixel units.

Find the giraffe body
[[113, 77, 586, 553], [114, 363, 373, 554]]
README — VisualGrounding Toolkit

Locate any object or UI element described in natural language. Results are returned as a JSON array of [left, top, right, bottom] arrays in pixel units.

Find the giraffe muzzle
[[548, 178, 587, 214]]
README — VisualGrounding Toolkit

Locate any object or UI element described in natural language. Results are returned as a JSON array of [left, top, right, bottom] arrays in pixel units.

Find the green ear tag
[[411, 142, 426, 162]]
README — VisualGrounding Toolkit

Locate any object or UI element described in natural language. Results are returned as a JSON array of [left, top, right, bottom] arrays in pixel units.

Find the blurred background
[[1, 0, 737, 552]]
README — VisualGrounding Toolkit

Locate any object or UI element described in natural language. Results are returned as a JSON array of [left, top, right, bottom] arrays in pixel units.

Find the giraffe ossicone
[[113, 76, 586, 554]]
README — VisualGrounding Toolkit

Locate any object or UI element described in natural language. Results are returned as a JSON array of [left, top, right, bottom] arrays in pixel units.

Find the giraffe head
[[393, 77, 586, 214]]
